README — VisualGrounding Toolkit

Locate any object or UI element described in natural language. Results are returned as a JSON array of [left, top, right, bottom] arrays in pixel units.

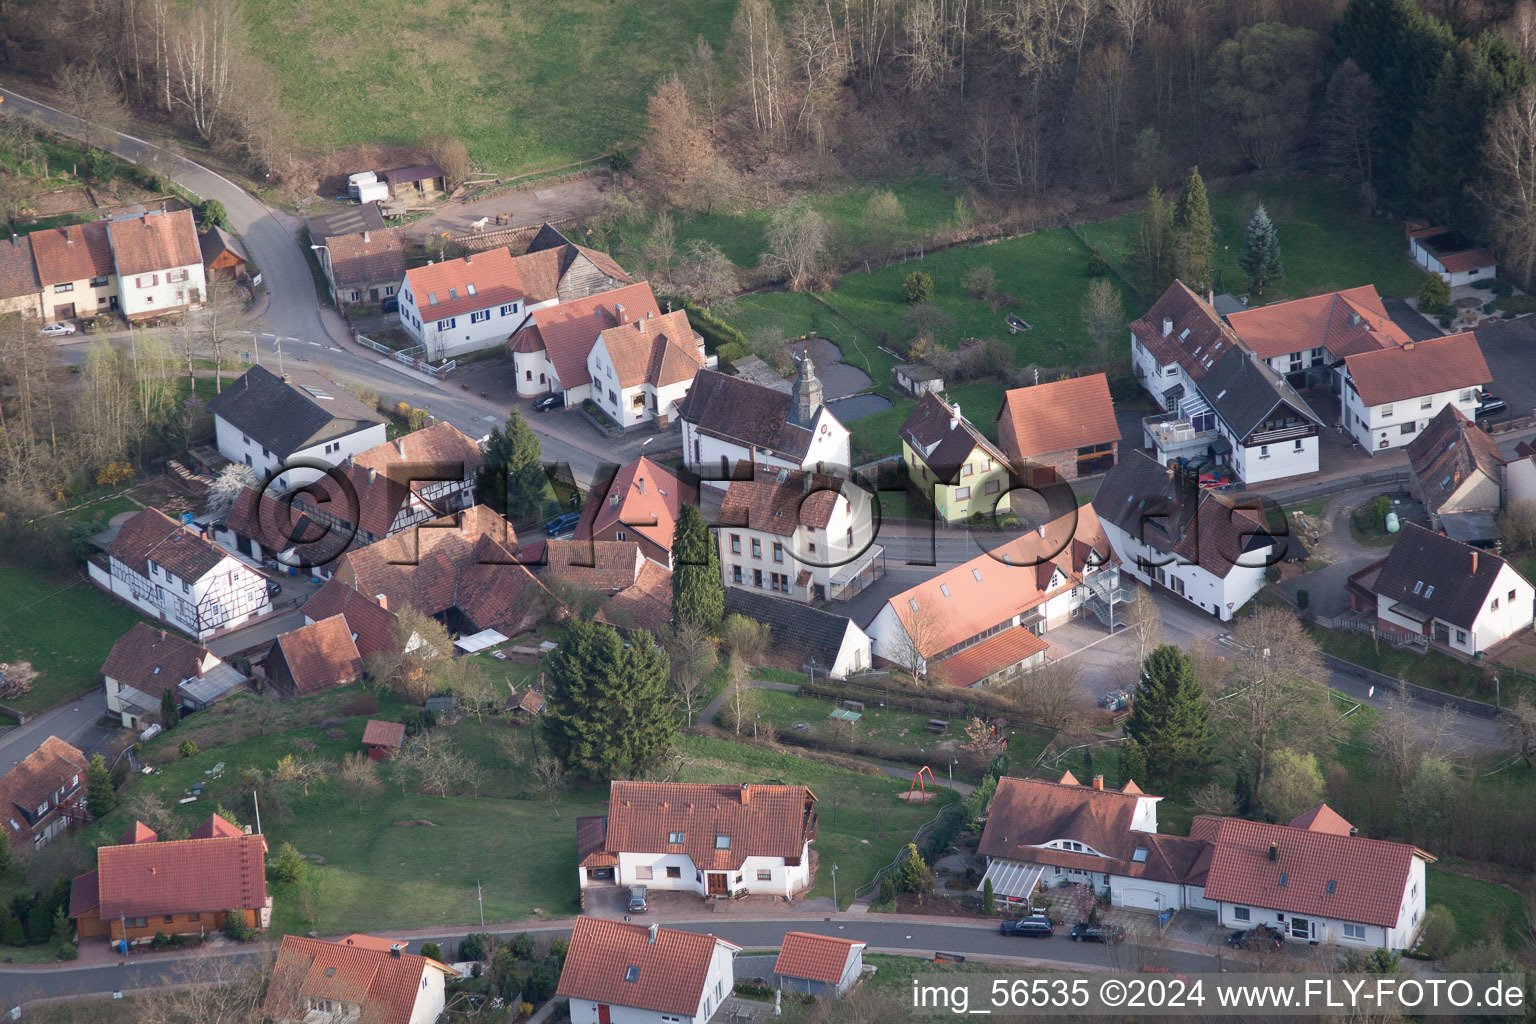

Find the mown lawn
[[719, 229, 1138, 459], [0, 563, 156, 712], [242, 0, 740, 172], [1077, 176, 1432, 302], [1425, 862, 1529, 951], [1306, 626, 1517, 704]]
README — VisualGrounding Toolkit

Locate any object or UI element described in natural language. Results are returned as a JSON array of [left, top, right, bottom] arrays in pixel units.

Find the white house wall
[[1102, 519, 1269, 621], [1229, 434, 1318, 483], [406, 970, 446, 1024], [512, 348, 558, 397], [398, 286, 547, 360], [1472, 563, 1536, 652], [615, 850, 809, 898], [213, 416, 387, 490], [828, 622, 872, 678], [118, 262, 205, 319], [1342, 375, 1482, 455]]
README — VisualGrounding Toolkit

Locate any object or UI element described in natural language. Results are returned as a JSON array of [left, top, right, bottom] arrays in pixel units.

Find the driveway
[[1273, 486, 1389, 618], [1458, 315, 1536, 424], [0, 691, 116, 769], [401, 175, 610, 242], [1384, 299, 1444, 343]]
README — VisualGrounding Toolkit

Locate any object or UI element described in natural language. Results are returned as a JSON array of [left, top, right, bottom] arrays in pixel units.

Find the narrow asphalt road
[[0, 692, 110, 769], [0, 917, 1230, 1007]]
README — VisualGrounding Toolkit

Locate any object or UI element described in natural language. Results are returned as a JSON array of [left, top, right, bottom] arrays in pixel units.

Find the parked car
[[381, 296, 400, 313], [627, 885, 648, 913], [1227, 925, 1284, 950], [1198, 472, 1234, 489], [999, 916, 1055, 938], [1070, 922, 1126, 943], [1476, 394, 1509, 420], [267, 580, 283, 597], [543, 511, 582, 537], [39, 321, 76, 336], [533, 392, 564, 413]]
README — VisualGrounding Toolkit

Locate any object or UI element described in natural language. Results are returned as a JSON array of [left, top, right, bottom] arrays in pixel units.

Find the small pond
[[827, 393, 894, 421]]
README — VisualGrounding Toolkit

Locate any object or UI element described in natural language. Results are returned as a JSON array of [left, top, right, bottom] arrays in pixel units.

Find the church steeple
[[791, 355, 824, 427]]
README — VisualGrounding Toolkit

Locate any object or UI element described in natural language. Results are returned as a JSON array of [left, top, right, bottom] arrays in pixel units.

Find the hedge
[[657, 294, 749, 363]]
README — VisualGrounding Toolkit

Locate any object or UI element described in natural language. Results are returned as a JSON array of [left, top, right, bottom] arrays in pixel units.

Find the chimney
[[1472, 551, 1478, 573], [638, 317, 647, 333], [949, 403, 961, 430], [396, 439, 405, 456], [1349, 312, 1362, 327], [159, 630, 167, 641], [1162, 317, 1174, 337], [1268, 842, 1279, 862], [390, 943, 404, 958], [1349, 826, 1359, 837], [464, 253, 472, 264], [363, 231, 370, 244], [1403, 341, 1415, 350], [375, 593, 388, 610], [740, 783, 751, 805], [1091, 775, 1104, 791], [1207, 288, 1215, 306], [648, 923, 659, 944], [636, 477, 646, 495], [368, 466, 377, 485], [615, 303, 627, 324]]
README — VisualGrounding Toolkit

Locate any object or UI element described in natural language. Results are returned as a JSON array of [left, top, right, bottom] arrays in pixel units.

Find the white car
[[39, 322, 76, 337]]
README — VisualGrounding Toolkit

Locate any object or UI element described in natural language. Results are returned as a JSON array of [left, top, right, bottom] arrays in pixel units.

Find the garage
[[1115, 886, 1165, 911]]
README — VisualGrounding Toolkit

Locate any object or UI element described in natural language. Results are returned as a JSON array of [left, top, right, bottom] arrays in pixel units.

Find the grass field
[[0, 564, 155, 712], [1306, 627, 1518, 704], [242, 0, 739, 173], [1077, 176, 1431, 302], [721, 229, 1137, 459], [1426, 863, 1529, 951]]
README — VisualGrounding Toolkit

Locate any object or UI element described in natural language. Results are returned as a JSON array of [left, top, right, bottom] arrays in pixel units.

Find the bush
[[459, 933, 493, 961], [1086, 251, 1109, 277], [150, 931, 174, 950], [1418, 274, 1450, 316], [54, 943, 77, 961], [271, 841, 306, 885], [609, 149, 632, 173], [657, 294, 749, 355], [1491, 279, 1515, 297], [196, 199, 228, 232], [421, 941, 442, 962], [901, 271, 934, 304], [1437, 313, 1455, 328], [178, 740, 199, 758], [1497, 293, 1536, 315], [1419, 905, 1457, 959], [223, 911, 253, 942]]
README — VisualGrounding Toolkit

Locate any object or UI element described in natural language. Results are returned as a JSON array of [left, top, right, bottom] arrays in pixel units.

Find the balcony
[[1144, 411, 1216, 460]]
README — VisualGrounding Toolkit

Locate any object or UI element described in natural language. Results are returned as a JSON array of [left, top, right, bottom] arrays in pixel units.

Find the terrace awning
[[978, 859, 1046, 900]]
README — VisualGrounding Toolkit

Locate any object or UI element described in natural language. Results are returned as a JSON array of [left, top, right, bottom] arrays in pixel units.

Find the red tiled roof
[[1129, 282, 1240, 381], [578, 456, 694, 556], [101, 623, 218, 702], [1288, 803, 1355, 836], [1226, 285, 1408, 360], [509, 284, 660, 389], [362, 720, 406, 749], [1439, 248, 1497, 273], [91, 831, 268, 920], [108, 508, 228, 581], [595, 310, 704, 388], [353, 421, 484, 480], [595, 559, 674, 633], [405, 247, 527, 321], [539, 539, 644, 594], [305, 580, 399, 659], [577, 815, 614, 867], [107, 208, 201, 276], [191, 813, 244, 839], [326, 227, 406, 289], [773, 933, 864, 985], [557, 918, 740, 1017], [0, 234, 40, 300], [1344, 333, 1491, 407], [272, 615, 364, 694], [265, 934, 453, 1024], [997, 373, 1120, 462], [69, 870, 99, 919], [30, 220, 113, 286], [603, 781, 816, 871], [0, 737, 86, 839], [935, 627, 1049, 688], [718, 472, 841, 538], [1406, 404, 1505, 514], [883, 504, 1112, 658], [120, 822, 158, 845], [221, 486, 345, 566], [1193, 815, 1430, 928]]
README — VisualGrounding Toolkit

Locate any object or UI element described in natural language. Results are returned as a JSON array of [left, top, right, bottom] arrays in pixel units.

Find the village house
[[1340, 334, 1491, 455], [107, 208, 206, 321], [0, 737, 88, 850], [996, 373, 1120, 487], [676, 363, 851, 489], [893, 362, 944, 396], [1131, 283, 1323, 484], [865, 503, 1123, 685], [30, 220, 117, 320], [977, 773, 1433, 950], [723, 589, 872, 679], [265, 933, 455, 1024], [399, 227, 632, 360], [314, 227, 406, 306], [899, 393, 1012, 523], [71, 814, 270, 945], [717, 469, 883, 604], [307, 202, 387, 248], [302, 579, 401, 661], [198, 225, 248, 282], [1406, 404, 1506, 545], [214, 486, 347, 575], [101, 622, 247, 729], [586, 309, 710, 429], [522, 538, 675, 633], [1408, 224, 1499, 286], [0, 233, 43, 318], [576, 781, 818, 900], [770, 932, 867, 999], [508, 281, 661, 401], [558, 918, 741, 1024], [209, 365, 388, 491], [1348, 524, 1534, 655], [1509, 440, 1536, 506], [1225, 284, 1410, 390], [94, 508, 272, 639], [264, 614, 365, 697], [1093, 450, 1279, 622], [575, 456, 695, 568]]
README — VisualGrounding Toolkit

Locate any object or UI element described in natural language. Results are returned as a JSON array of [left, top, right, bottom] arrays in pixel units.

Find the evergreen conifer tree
[[1173, 167, 1214, 292], [85, 754, 115, 819], [475, 410, 547, 520], [1238, 204, 1283, 294], [541, 619, 675, 780], [1123, 645, 1212, 798], [160, 687, 179, 728], [672, 505, 723, 629]]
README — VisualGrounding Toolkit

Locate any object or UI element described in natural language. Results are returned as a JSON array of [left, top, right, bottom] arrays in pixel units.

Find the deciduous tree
[[1216, 606, 1324, 806], [338, 751, 381, 815], [635, 75, 715, 208], [760, 206, 830, 291], [1079, 278, 1124, 361], [1258, 748, 1324, 824], [664, 620, 717, 727], [1209, 23, 1321, 169]]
